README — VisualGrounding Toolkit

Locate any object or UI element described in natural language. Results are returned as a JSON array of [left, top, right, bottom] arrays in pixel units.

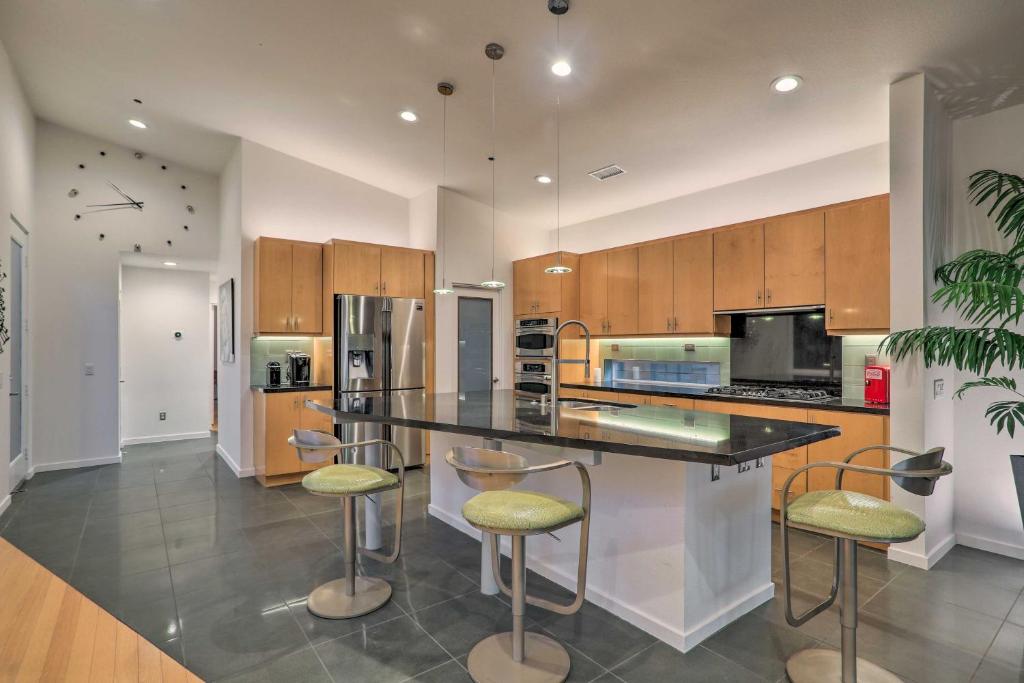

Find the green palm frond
[[968, 170, 1024, 245], [931, 281, 1024, 326], [954, 376, 1020, 399], [881, 326, 1024, 375], [934, 247, 1024, 287], [983, 400, 1024, 437]]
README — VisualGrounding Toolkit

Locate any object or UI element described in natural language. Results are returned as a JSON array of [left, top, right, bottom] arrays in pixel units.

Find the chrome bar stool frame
[[289, 430, 405, 619], [780, 445, 952, 683], [446, 446, 592, 683]]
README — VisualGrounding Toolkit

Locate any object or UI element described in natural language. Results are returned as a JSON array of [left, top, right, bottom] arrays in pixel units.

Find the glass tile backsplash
[[596, 337, 731, 385], [605, 359, 721, 387], [840, 335, 889, 401], [250, 337, 315, 386]]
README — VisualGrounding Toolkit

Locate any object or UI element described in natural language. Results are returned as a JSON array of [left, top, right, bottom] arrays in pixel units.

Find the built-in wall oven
[[514, 317, 557, 358], [514, 358, 552, 399]]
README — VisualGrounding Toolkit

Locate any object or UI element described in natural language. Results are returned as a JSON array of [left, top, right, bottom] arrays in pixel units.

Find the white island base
[[427, 431, 776, 652]]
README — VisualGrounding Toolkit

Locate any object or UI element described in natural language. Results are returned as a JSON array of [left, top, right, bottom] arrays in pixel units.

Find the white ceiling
[[3, 0, 1024, 228]]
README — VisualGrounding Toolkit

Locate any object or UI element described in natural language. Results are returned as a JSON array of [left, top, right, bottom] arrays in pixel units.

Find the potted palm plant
[[882, 169, 1024, 527]]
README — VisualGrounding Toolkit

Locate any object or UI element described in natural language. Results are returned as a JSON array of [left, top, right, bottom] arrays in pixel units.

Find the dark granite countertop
[[304, 389, 840, 466], [252, 383, 332, 394], [561, 380, 889, 415]]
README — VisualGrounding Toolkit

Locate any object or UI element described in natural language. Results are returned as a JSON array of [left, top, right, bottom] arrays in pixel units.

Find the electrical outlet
[[84, 363, 95, 376], [933, 379, 945, 398], [684, 343, 696, 352], [159, 412, 167, 421]]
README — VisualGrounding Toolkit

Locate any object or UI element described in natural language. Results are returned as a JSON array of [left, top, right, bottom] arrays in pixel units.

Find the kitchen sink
[[558, 399, 637, 411]]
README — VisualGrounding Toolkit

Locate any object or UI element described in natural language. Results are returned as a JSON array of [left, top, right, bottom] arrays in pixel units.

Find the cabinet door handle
[[828, 308, 834, 323], [767, 288, 772, 304], [667, 317, 671, 332], [756, 289, 762, 303], [382, 281, 387, 294], [673, 316, 678, 331]]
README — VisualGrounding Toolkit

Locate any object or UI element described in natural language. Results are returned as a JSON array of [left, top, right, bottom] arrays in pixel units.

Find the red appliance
[[864, 365, 890, 404]]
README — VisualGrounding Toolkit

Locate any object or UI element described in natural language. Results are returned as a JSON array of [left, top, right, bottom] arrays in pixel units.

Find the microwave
[[514, 358, 552, 398], [515, 317, 557, 358]]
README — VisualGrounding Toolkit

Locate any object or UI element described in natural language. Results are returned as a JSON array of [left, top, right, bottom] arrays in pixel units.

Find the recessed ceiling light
[[551, 61, 572, 77], [770, 75, 802, 93], [535, 175, 552, 184], [163, 261, 177, 267], [480, 280, 506, 289], [128, 119, 147, 129], [399, 110, 418, 122], [544, 264, 573, 274], [432, 287, 454, 295]]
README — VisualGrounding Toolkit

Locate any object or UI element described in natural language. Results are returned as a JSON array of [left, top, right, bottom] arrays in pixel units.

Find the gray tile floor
[[1, 437, 1022, 682]]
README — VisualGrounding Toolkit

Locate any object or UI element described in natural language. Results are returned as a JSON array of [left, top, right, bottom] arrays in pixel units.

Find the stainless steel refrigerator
[[334, 294, 426, 467]]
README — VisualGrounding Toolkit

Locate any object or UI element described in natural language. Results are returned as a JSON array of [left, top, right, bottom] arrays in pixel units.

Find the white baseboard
[[121, 430, 211, 446], [0, 494, 11, 519], [32, 453, 123, 473], [887, 531, 956, 569], [427, 504, 772, 653], [216, 443, 254, 478], [955, 532, 1024, 561]]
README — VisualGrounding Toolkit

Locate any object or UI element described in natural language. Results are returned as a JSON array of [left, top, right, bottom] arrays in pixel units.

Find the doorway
[[457, 296, 494, 397], [9, 221, 29, 491]]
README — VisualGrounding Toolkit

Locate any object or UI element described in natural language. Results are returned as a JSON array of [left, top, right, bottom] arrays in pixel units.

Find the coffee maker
[[286, 352, 311, 386], [265, 361, 282, 387]]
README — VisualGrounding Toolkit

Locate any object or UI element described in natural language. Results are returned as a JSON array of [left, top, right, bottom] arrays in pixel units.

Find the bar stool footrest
[[787, 648, 902, 683], [307, 576, 392, 620], [467, 632, 570, 683]]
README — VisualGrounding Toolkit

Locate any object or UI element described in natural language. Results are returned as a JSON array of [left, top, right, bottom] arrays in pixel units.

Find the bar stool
[[445, 446, 591, 683], [780, 446, 952, 683], [289, 428, 405, 619]]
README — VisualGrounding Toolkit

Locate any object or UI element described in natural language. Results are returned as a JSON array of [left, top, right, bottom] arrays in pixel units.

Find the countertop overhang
[[305, 389, 840, 466]]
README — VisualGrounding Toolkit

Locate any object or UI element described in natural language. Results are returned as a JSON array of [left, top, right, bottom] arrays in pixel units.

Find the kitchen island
[[307, 390, 840, 652]]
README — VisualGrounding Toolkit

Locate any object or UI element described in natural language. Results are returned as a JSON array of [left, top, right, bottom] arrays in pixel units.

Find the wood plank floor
[[0, 539, 202, 682]]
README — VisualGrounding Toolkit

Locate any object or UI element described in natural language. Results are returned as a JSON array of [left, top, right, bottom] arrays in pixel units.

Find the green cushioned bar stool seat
[[302, 464, 398, 496], [786, 490, 925, 542], [463, 490, 584, 532]]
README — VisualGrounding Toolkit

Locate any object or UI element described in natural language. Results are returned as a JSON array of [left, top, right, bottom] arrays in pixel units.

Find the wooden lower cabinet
[[693, 400, 889, 509], [254, 389, 334, 487], [646, 395, 695, 410]]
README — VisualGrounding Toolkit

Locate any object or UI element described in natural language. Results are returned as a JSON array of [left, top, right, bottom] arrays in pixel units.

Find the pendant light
[[545, 0, 573, 275], [480, 42, 506, 289], [433, 81, 455, 295]]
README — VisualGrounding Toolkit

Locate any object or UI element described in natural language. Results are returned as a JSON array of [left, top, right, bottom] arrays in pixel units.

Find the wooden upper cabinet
[[256, 238, 294, 333], [513, 252, 578, 316], [255, 237, 322, 335], [714, 223, 765, 311], [291, 242, 323, 334], [381, 247, 425, 298], [579, 251, 608, 332], [638, 243, 675, 334], [334, 241, 382, 296], [606, 248, 639, 335], [673, 232, 716, 334], [764, 211, 825, 307], [825, 197, 890, 332]]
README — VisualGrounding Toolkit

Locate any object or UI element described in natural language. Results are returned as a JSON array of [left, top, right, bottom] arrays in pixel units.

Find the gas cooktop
[[705, 384, 838, 403]]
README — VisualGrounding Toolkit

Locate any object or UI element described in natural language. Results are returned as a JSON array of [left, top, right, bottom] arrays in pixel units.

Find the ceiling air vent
[[588, 164, 626, 181]]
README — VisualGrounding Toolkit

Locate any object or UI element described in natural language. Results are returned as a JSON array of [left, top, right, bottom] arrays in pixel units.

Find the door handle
[[767, 288, 772, 304], [673, 316, 678, 331], [756, 289, 762, 304]]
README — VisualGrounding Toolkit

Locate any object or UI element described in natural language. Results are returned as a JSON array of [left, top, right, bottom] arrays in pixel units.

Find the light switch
[[933, 378, 945, 398], [84, 363, 95, 376]]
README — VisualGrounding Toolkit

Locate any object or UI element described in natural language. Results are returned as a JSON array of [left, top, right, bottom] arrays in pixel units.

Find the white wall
[[120, 266, 211, 444], [31, 122, 218, 471], [215, 140, 412, 475], [949, 101, 1024, 559], [557, 143, 888, 251], [0, 38, 34, 511], [215, 142, 243, 473]]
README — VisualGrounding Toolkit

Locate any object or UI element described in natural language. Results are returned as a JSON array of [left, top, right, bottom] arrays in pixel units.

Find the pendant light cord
[[440, 90, 448, 288], [490, 56, 497, 284], [555, 14, 563, 267]]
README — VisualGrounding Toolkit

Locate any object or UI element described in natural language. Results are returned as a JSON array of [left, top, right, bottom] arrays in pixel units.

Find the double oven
[[514, 317, 557, 399]]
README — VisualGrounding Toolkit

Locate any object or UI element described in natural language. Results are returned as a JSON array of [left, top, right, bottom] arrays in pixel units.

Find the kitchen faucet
[[549, 319, 591, 432]]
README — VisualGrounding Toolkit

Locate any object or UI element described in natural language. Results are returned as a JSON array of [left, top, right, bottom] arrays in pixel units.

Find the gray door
[[9, 237, 23, 470], [458, 297, 493, 397]]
